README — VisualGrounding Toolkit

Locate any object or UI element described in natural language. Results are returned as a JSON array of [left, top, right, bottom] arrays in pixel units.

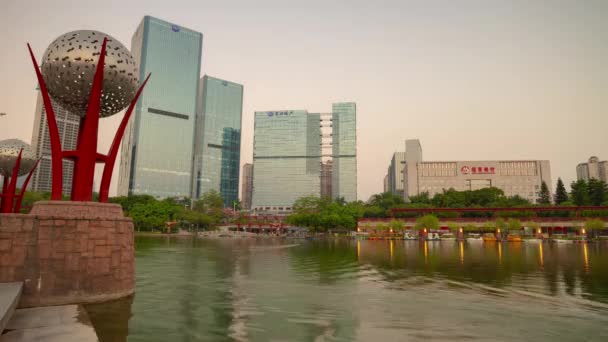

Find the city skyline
[[1, 0, 607, 201]]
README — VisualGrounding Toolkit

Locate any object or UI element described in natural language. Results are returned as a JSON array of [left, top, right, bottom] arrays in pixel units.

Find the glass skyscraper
[[332, 102, 357, 202], [252, 110, 321, 211], [193, 75, 243, 206], [118, 16, 203, 198]]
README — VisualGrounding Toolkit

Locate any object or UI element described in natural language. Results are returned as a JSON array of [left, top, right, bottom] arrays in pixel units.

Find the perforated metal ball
[[40, 30, 139, 118], [0, 139, 37, 177]]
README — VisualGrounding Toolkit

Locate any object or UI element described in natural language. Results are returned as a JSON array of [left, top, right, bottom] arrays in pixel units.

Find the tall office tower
[[320, 160, 333, 198], [389, 152, 406, 196], [403, 139, 423, 201], [383, 173, 390, 193], [241, 163, 253, 210], [30, 92, 80, 195], [192, 75, 243, 205], [577, 156, 608, 182], [118, 16, 203, 198], [331, 102, 357, 202], [252, 110, 321, 213]]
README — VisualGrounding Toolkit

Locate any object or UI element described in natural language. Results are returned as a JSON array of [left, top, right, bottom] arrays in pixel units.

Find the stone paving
[[0, 305, 98, 341]]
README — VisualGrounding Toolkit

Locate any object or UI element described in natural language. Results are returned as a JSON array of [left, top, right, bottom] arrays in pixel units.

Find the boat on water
[[482, 233, 497, 242], [523, 238, 542, 243], [466, 233, 483, 242], [441, 233, 456, 241], [552, 238, 573, 244], [426, 232, 441, 241], [507, 235, 522, 242], [404, 232, 418, 240]]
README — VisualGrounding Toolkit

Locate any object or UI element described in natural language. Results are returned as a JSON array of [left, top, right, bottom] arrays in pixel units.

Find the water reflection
[[88, 237, 608, 341]]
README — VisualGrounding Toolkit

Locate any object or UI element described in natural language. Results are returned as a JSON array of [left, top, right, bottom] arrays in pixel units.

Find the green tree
[[554, 178, 569, 205], [588, 179, 607, 206], [507, 218, 522, 232], [570, 179, 590, 206], [194, 190, 225, 224], [537, 181, 551, 205], [584, 218, 605, 239], [414, 215, 439, 231], [389, 219, 405, 232], [408, 192, 431, 204], [446, 222, 460, 232], [369, 192, 405, 210]]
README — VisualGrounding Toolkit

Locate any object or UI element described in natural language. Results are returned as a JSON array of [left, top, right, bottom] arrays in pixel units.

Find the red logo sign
[[464, 166, 496, 175]]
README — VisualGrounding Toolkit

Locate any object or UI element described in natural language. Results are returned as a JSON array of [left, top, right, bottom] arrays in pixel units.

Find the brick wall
[[0, 201, 134, 307]]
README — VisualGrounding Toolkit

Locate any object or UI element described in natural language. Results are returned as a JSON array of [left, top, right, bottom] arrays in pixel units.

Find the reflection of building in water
[[227, 240, 359, 340]]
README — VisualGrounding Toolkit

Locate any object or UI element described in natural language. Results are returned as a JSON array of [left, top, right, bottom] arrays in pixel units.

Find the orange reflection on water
[[424, 241, 428, 264], [389, 240, 394, 261], [583, 243, 589, 272], [498, 243, 502, 265], [459, 241, 464, 265]]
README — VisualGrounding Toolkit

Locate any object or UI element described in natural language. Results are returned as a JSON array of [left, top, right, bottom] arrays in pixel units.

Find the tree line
[[109, 190, 227, 231]]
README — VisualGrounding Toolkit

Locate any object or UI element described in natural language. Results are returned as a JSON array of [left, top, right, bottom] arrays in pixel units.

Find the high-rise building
[[388, 152, 406, 196], [383, 173, 389, 193], [402, 139, 552, 203], [331, 102, 357, 202], [577, 156, 608, 182], [320, 160, 333, 198], [118, 16, 203, 198], [241, 163, 253, 210], [252, 110, 321, 213], [30, 92, 80, 195], [192, 75, 243, 205]]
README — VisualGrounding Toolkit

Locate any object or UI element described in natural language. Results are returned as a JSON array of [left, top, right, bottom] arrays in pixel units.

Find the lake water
[[87, 236, 608, 341]]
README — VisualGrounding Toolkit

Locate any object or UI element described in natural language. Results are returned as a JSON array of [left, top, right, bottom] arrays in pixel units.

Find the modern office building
[[30, 92, 80, 195], [241, 163, 253, 210], [577, 156, 608, 182], [331, 102, 357, 202], [383, 173, 389, 193], [386, 152, 406, 196], [118, 16, 203, 198], [402, 139, 552, 203], [252, 110, 321, 213], [192, 75, 243, 206], [320, 160, 333, 198]]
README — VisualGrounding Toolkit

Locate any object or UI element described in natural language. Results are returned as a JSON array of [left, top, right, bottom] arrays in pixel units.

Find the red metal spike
[[14, 159, 40, 213], [98, 73, 151, 202], [27, 44, 63, 200], [1, 149, 23, 213], [70, 38, 107, 201]]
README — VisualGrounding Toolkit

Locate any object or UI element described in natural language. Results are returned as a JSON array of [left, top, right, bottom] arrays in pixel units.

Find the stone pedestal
[[0, 201, 134, 307]]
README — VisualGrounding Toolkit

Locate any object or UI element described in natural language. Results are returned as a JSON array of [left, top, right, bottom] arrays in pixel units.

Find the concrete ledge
[[0, 305, 98, 341], [0, 283, 22, 333], [29, 201, 126, 220]]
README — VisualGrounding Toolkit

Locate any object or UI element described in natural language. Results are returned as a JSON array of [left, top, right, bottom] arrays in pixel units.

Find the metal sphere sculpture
[[0, 139, 37, 177], [0, 139, 39, 213], [41, 30, 139, 117], [28, 31, 150, 202]]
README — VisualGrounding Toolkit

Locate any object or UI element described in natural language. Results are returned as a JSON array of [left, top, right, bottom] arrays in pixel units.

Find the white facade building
[[402, 139, 552, 203], [577, 156, 608, 182]]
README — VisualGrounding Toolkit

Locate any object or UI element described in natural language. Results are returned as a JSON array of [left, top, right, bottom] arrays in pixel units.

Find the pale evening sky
[[0, 0, 606, 200]]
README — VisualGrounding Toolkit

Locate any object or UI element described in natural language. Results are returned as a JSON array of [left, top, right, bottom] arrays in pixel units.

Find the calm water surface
[[87, 237, 608, 341]]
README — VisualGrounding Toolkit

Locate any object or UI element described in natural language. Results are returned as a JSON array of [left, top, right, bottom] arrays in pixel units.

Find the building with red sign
[[402, 139, 552, 203]]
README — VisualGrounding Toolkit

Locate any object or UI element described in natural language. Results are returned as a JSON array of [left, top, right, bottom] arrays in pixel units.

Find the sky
[[0, 0, 606, 201]]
